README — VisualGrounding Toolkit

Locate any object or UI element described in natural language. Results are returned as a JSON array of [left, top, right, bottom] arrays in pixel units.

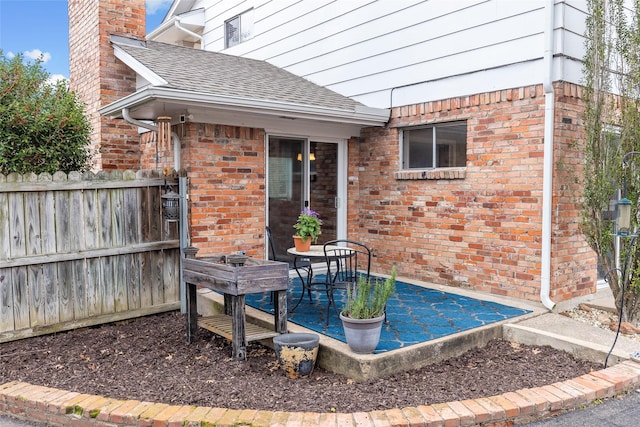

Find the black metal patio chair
[[266, 226, 312, 305], [323, 239, 371, 324]]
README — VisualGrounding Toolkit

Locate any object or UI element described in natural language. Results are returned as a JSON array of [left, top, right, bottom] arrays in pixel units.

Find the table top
[[287, 245, 352, 258]]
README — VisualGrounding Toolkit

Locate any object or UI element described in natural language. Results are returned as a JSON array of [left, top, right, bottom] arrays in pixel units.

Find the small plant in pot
[[339, 266, 397, 354], [292, 208, 322, 251]]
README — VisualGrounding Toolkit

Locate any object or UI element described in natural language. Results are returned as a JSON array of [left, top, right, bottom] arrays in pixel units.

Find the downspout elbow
[[174, 18, 203, 49]]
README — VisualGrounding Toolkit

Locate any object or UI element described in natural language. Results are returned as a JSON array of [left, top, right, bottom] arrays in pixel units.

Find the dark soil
[[0, 311, 602, 413]]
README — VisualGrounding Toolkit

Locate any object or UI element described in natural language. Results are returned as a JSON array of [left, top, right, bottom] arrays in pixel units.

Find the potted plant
[[339, 266, 397, 354], [292, 208, 322, 251]]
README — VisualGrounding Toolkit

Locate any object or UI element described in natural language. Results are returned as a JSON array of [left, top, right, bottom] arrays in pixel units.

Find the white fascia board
[[147, 17, 179, 40], [99, 87, 390, 126], [162, 0, 196, 23], [112, 46, 168, 87]]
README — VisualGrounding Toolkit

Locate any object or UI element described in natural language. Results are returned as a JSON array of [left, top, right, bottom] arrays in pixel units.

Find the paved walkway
[[520, 389, 640, 426], [2, 288, 640, 426]]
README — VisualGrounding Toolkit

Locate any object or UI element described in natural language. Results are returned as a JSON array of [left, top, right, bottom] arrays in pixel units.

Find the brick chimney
[[68, 0, 145, 171]]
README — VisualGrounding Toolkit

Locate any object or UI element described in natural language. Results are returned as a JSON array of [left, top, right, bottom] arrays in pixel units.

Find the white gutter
[[100, 87, 390, 126], [175, 18, 203, 48], [540, 0, 556, 310], [122, 108, 181, 171]]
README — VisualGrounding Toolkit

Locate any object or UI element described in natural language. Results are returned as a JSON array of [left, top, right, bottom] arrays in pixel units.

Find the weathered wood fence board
[[0, 170, 181, 342]]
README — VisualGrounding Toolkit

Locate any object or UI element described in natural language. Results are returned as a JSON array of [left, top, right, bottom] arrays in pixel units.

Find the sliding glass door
[[267, 136, 342, 260]]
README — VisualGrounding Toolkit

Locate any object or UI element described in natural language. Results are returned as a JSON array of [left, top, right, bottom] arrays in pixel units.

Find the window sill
[[394, 168, 466, 180]]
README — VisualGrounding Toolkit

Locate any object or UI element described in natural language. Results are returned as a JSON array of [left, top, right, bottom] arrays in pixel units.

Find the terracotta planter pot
[[273, 333, 320, 379], [293, 235, 312, 252]]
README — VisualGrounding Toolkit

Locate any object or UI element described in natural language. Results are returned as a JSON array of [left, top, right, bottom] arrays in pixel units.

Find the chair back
[[323, 240, 371, 289], [266, 226, 277, 261]]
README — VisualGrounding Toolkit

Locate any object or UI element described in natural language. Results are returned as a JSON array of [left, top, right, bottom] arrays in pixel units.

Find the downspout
[[540, 0, 557, 310], [122, 107, 187, 313], [174, 18, 204, 49], [122, 108, 181, 171]]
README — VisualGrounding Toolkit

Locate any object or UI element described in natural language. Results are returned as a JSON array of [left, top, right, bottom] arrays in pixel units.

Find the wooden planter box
[[182, 254, 289, 360]]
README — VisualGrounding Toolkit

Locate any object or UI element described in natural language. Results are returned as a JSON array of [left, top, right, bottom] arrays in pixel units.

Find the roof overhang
[[99, 87, 390, 139], [146, 8, 204, 45]]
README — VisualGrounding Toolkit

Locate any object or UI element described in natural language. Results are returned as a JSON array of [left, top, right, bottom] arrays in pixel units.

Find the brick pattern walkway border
[[1, 360, 640, 427]]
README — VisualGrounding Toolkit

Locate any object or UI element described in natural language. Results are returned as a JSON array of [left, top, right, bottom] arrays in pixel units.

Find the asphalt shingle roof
[[114, 38, 363, 112]]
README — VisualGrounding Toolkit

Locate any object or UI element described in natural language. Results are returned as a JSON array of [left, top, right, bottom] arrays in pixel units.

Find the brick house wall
[[72, 0, 597, 304], [176, 123, 267, 258], [69, 0, 144, 171], [352, 82, 596, 303]]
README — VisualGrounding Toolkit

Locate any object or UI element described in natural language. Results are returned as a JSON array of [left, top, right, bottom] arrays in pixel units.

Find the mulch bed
[[0, 311, 602, 413]]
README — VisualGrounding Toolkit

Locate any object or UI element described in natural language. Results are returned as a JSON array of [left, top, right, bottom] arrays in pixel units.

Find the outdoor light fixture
[[162, 189, 181, 222], [617, 151, 640, 237], [296, 153, 316, 161]]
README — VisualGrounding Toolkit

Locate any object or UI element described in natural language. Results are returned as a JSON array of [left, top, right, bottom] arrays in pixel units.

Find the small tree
[[0, 50, 92, 174], [582, 0, 640, 323]]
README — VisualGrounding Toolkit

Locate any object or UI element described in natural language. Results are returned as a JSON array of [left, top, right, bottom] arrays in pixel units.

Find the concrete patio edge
[[1, 360, 640, 427]]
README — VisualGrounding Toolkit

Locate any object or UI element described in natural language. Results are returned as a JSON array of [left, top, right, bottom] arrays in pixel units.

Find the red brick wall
[[351, 83, 596, 303], [179, 123, 267, 258], [68, 0, 144, 171]]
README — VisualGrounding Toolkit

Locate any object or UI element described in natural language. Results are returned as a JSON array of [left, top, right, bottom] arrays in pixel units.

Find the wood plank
[[139, 251, 153, 308], [87, 257, 102, 316], [9, 188, 26, 258], [43, 263, 59, 325], [149, 185, 162, 242], [114, 254, 127, 312], [40, 191, 56, 255], [0, 176, 9, 261], [139, 185, 151, 242], [0, 240, 179, 268], [151, 250, 164, 305], [57, 261, 74, 322], [0, 268, 13, 333], [111, 187, 125, 247], [11, 267, 29, 329], [28, 265, 45, 327], [127, 253, 141, 310], [55, 188, 73, 323], [41, 189, 59, 326], [84, 189, 99, 249], [0, 177, 174, 193], [98, 188, 112, 246], [25, 191, 41, 256], [70, 187, 83, 251], [101, 256, 115, 314], [197, 315, 279, 342], [164, 249, 179, 303], [124, 187, 139, 245], [73, 259, 87, 319]]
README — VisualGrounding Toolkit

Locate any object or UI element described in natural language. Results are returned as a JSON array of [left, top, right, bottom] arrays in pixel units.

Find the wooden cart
[[182, 251, 288, 360]]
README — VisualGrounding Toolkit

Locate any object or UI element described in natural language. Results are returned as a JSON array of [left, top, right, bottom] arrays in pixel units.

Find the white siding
[[179, 0, 590, 108]]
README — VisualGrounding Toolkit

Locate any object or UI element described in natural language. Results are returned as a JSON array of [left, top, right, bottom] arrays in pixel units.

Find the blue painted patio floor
[[245, 275, 532, 354]]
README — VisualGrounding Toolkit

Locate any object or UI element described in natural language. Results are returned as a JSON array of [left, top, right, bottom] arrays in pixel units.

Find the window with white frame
[[225, 9, 254, 48], [401, 121, 467, 169]]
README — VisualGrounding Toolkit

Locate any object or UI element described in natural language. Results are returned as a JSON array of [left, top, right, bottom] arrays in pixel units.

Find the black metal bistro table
[[182, 250, 289, 361], [287, 244, 351, 312]]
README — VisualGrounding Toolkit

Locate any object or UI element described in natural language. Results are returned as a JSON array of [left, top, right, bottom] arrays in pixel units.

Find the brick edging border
[[2, 360, 640, 426]]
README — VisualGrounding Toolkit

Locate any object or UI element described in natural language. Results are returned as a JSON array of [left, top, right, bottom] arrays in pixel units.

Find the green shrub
[[0, 50, 92, 174]]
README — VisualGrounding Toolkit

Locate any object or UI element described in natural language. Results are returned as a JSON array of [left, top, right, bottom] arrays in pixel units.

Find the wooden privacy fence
[[0, 170, 181, 343]]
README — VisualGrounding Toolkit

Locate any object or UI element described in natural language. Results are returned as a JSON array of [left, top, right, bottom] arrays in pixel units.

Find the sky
[[0, 0, 173, 83]]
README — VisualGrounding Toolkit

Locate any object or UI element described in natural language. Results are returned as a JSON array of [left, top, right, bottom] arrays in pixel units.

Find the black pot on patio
[[273, 333, 319, 379]]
